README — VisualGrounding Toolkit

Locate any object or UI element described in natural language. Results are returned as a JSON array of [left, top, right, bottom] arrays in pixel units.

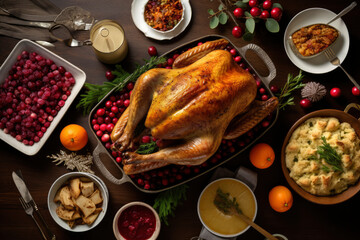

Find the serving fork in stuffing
[[19, 197, 56, 240], [324, 47, 360, 90]]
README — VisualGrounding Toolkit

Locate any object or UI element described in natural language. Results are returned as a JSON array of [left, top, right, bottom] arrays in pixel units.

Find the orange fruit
[[60, 124, 88, 151], [268, 185, 293, 212], [249, 143, 275, 169]]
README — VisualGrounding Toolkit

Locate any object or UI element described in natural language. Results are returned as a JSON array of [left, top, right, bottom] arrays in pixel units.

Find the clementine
[[60, 124, 88, 151], [249, 143, 275, 169], [268, 185, 293, 212]]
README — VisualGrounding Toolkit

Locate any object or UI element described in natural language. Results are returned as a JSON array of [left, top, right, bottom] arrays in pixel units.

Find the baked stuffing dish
[[290, 24, 339, 57], [285, 117, 360, 196]]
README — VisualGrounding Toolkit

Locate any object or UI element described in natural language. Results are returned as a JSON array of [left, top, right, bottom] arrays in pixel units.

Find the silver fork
[[19, 197, 48, 240], [324, 47, 360, 90]]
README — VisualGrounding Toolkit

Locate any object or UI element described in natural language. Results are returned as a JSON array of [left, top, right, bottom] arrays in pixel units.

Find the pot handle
[[344, 103, 360, 120], [92, 143, 128, 185], [238, 43, 276, 87]]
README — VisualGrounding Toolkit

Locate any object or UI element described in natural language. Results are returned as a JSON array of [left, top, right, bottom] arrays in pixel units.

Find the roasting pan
[[88, 35, 279, 193]]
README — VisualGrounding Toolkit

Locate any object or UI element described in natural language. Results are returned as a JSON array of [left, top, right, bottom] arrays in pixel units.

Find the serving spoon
[[214, 188, 277, 240], [326, 1, 357, 25]]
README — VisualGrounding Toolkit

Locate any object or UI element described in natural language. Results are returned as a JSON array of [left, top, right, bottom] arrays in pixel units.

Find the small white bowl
[[47, 172, 109, 232], [197, 178, 258, 238], [0, 39, 86, 155], [143, 0, 185, 34], [113, 201, 160, 240]]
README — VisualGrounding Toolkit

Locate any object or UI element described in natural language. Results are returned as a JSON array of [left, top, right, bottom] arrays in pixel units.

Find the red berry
[[263, 0, 272, 9], [260, 10, 270, 19], [270, 85, 279, 93], [248, 0, 258, 7], [142, 135, 151, 143], [229, 48, 237, 56], [234, 56, 242, 62], [148, 46, 158, 56], [232, 26, 243, 38], [261, 94, 268, 101], [330, 87, 341, 98], [270, 7, 282, 21], [352, 86, 360, 96], [233, 8, 244, 18], [250, 7, 261, 17], [300, 99, 312, 108], [96, 108, 105, 116], [259, 88, 266, 94], [105, 70, 114, 80]]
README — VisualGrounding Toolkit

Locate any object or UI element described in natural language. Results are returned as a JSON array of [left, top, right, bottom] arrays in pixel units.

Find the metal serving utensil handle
[[327, 1, 357, 25], [93, 143, 128, 185], [238, 43, 276, 87]]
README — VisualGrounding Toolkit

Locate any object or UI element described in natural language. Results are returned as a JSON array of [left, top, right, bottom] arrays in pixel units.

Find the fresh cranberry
[[259, 88, 266, 94], [248, 0, 258, 7], [101, 133, 110, 142], [229, 48, 237, 56], [263, 0, 272, 9], [232, 26, 243, 38], [148, 46, 158, 56], [261, 95, 268, 101], [270, 7, 282, 21], [233, 8, 244, 18], [260, 10, 270, 19], [250, 7, 261, 17], [270, 85, 279, 93], [105, 70, 114, 80], [330, 87, 341, 98], [96, 108, 105, 116], [352, 86, 360, 96], [142, 135, 151, 143], [234, 56, 242, 62], [300, 98, 312, 108]]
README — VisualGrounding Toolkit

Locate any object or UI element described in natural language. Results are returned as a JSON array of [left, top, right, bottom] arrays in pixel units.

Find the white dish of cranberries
[[0, 39, 86, 155]]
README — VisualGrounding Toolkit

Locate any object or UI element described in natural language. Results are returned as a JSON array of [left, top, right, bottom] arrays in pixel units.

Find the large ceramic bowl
[[281, 104, 360, 204], [0, 39, 86, 155], [47, 172, 109, 232]]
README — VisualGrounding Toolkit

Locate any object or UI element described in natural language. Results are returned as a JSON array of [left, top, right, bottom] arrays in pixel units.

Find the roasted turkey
[[111, 39, 278, 174]]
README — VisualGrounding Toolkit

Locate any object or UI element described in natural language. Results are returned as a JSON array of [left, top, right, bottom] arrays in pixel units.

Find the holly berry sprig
[[208, 0, 283, 40]]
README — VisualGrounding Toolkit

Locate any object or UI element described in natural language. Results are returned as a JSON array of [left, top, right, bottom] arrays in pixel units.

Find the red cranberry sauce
[[118, 205, 156, 240]]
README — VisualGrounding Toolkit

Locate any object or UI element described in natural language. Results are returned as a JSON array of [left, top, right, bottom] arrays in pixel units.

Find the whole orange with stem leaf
[[268, 185, 293, 212], [60, 124, 88, 151], [249, 143, 275, 169]]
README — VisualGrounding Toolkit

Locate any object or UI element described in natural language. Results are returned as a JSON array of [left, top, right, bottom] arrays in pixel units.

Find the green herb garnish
[[153, 184, 189, 226], [214, 188, 242, 215], [317, 136, 343, 172], [136, 141, 158, 155], [76, 56, 166, 114], [277, 70, 305, 110]]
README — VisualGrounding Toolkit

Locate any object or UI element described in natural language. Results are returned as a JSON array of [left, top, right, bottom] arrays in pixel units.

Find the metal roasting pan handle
[[92, 143, 129, 185], [238, 43, 276, 87]]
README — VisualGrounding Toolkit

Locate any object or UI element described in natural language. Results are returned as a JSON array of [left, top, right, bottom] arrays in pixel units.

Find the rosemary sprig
[[76, 56, 166, 114], [317, 136, 343, 172], [276, 70, 305, 110], [136, 141, 158, 155], [153, 184, 189, 226], [214, 188, 242, 215]]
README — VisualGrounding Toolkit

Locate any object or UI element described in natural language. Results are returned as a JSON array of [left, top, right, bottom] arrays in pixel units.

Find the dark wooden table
[[1, 0, 359, 239]]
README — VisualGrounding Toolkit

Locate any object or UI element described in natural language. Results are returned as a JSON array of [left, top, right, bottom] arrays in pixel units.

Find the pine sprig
[[277, 70, 305, 110], [153, 184, 189, 226], [76, 56, 166, 114]]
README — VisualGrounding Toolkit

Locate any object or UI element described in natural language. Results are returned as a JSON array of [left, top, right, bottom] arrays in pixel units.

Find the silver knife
[[12, 171, 56, 240], [12, 171, 33, 203]]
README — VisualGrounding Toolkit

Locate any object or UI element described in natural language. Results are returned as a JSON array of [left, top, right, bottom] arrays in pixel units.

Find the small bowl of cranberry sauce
[[113, 201, 160, 240], [0, 39, 86, 155]]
